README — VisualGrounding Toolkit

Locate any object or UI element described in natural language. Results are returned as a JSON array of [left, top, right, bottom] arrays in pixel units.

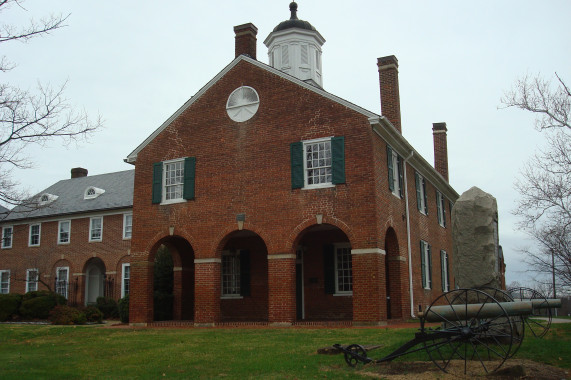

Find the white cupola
[[264, 2, 326, 88]]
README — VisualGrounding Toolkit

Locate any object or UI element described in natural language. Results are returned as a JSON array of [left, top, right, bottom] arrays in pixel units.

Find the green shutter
[[183, 157, 196, 200], [441, 250, 446, 292], [445, 252, 450, 291], [427, 244, 432, 289], [387, 145, 394, 192], [331, 136, 345, 184], [323, 244, 335, 294], [152, 162, 163, 204], [290, 142, 304, 189], [415, 172, 422, 211], [240, 250, 251, 297], [420, 241, 426, 288]]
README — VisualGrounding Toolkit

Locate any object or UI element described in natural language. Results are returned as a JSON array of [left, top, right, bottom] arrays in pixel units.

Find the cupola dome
[[264, 2, 325, 88]]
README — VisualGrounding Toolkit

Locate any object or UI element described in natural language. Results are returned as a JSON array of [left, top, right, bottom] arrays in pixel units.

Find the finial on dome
[[289, 2, 298, 20]]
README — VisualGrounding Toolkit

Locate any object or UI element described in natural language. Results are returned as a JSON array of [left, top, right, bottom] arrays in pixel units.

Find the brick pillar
[[172, 267, 183, 320], [351, 249, 387, 325], [267, 253, 296, 325], [377, 55, 402, 133], [234, 23, 258, 59], [432, 122, 449, 181], [129, 258, 154, 325], [194, 259, 221, 326]]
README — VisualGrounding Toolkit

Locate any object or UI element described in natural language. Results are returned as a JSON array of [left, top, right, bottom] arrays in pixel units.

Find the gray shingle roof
[[3, 170, 134, 222]]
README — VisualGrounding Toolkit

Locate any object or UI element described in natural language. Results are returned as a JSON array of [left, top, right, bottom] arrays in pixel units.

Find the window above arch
[[84, 186, 105, 200]]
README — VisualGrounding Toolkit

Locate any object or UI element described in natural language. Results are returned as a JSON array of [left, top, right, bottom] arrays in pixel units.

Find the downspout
[[403, 151, 415, 318]]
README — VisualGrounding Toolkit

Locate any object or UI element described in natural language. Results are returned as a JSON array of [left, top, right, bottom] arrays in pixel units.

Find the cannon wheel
[[342, 344, 368, 367], [422, 288, 514, 376], [477, 287, 525, 358], [507, 287, 552, 338]]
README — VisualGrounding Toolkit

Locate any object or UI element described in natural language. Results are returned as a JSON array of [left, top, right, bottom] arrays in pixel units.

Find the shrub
[[83, 305, 103, 323], [118, 294, 129, 323], [49, 305, 86, 325], [0, 294, 23, 321], [19, 291, 67, 320], [96, 297, 118, 319]]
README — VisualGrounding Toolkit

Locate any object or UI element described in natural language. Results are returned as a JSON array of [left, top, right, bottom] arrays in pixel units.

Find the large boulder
[[452, 187, 502, 289]]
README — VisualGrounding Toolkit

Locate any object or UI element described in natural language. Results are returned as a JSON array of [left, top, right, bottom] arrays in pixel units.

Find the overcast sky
[[3, 0, 570, 288]]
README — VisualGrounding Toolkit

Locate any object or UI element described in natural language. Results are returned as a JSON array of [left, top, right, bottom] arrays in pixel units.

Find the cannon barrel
[[420, 301, 533, 323], [511, 299, 562, 309]]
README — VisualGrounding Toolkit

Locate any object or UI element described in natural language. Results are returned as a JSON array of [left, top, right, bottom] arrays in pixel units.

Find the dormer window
[[84, 186, 105, 200], [39, 193, 58, 206]]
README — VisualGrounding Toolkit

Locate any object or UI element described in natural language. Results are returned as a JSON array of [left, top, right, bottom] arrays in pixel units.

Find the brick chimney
[[377, 55, 402, 133], [234, 23, 258, 59], [432, 122, 449, 181], [71, 167, 88, 179]]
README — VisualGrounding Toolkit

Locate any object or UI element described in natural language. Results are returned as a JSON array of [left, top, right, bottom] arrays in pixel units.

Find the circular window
[[226, 86, 259, 122]]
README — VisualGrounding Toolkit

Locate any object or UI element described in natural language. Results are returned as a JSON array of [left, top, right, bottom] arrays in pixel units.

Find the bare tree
[[504, 74, 571, 293], [0, 0, 101, 209]]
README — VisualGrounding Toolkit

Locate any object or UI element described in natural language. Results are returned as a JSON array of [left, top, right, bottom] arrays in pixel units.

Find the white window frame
[[123, 213, 133, 240], [441, 250, 450, 292], [0, 270, 10, 294], [417, 173, 427, 215], [58, 220, 71, 244], [390, 150, 402, 198], [162, 159, 185, 204], [421, 240, 432, 290], [29, 223, 41, 247], [221, 250, 242, 299], [334, 243, 353, 295], [55, 267, 69, 299], [2, 226, 13, 249], [303, 137, 334, 190], [26, 268, 38, 293], [436, 191, 446, 227], [89, 216, 103, 242], [121, 263, 130, 298]]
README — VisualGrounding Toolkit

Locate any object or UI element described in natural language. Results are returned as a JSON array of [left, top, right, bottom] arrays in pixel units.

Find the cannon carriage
[[335, 287, 561, 376]]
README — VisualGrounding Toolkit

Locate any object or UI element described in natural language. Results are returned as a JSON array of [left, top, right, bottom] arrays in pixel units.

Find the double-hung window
[[121, 263, 130, 297], [29, 224, 41, 246], [290, 136, 345, 189], [123, 213, 133, 239], [0, 270, 10, 294], [415, 172, 428, 214], [323, 243, 353, 295], [441, 250, 450, 292], [58, 220, 71, 244], [420, 240, 432, 289], [221, 249, 251, 298], [2, 226, 12, 249], [26, 269, 38, 292], [89, 217, 103, 242], [386, 145, 404, 197], [436, 191, 446, 227], [152, 157, 196, 204], [55, 267, 69, 298]]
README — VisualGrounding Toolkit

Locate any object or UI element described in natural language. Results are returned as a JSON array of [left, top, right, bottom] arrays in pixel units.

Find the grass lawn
[[0, 322, 569, 379]]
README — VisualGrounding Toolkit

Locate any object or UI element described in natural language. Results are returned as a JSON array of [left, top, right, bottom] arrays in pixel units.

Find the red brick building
[[0, 169, 133, 305], [124, 3, 458, 326]]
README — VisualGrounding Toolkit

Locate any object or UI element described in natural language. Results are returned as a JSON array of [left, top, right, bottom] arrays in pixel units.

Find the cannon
[[335, 287, 561, 377]]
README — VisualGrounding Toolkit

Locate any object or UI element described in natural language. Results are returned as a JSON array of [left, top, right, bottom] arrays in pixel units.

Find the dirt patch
[[356, 359, 568, 379]]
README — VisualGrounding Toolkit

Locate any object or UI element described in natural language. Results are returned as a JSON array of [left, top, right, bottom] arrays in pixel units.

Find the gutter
[[403, 150, 416, 318]]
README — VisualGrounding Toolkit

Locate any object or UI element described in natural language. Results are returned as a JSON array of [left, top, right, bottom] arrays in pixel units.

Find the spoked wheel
[[477, 287, 525, 358], [421, 288, 514, 377], [507, 287, 552, 338], [342, 344, 369, 367]]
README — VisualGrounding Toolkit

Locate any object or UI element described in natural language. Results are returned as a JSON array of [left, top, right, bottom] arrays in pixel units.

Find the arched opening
[[385, 227, 404, 319], [295, 224, 352, 321], [219, 230, 268, 322], [150, 236, 195, 321], [84, 257, 106, 305]]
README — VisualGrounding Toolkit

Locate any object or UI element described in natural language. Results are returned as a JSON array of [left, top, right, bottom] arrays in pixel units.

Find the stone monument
[[452, 186, 502, 289]]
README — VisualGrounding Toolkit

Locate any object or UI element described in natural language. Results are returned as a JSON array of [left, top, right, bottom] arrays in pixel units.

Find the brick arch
[[384, 226, 406, 319], [212, 223, 272, 258], [81, 256, 107, 273], [143, 228, 197, 263], [287, 216, 355, 251]]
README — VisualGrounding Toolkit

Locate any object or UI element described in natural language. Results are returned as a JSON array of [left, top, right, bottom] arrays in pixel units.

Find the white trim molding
[[351, 248, 386, 255], [267, 254, 296, 260], [194, 258, 222, 264]]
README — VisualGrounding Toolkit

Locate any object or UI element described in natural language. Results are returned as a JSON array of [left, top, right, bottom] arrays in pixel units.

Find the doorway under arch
[[84, 258, 106, 305], [385, 227, 405, 319]]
